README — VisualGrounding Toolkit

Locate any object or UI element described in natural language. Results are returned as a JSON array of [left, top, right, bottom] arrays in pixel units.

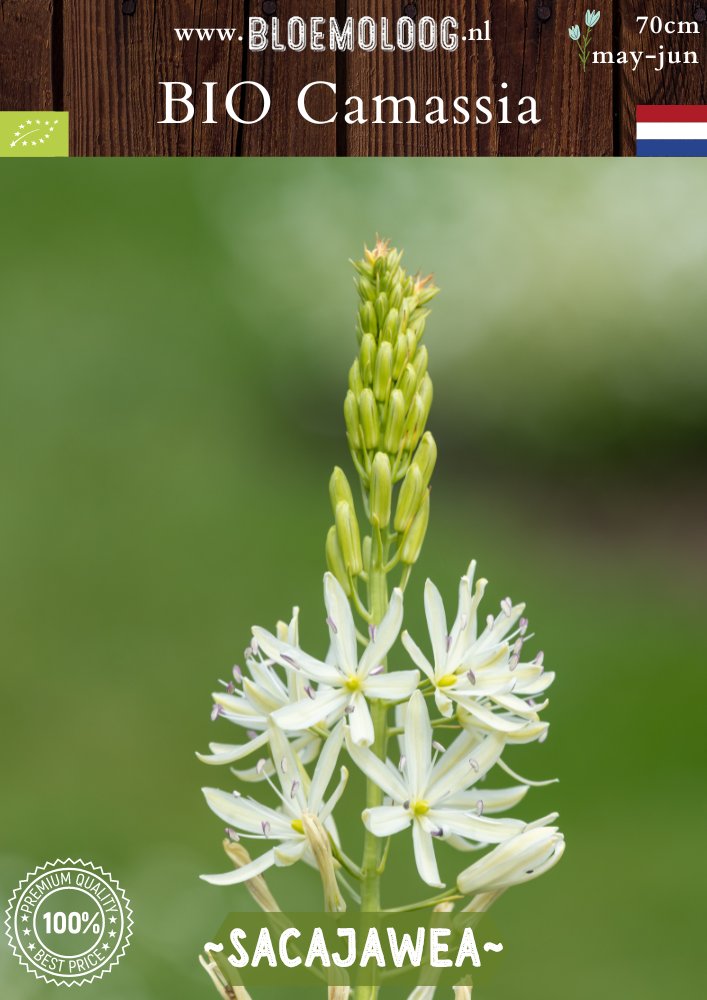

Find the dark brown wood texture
[[1, 1, 706, 155], [0, 0, 54, 111]]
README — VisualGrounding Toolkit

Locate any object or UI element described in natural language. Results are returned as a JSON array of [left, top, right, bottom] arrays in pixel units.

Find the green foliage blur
[[1, 160, 706, 999]]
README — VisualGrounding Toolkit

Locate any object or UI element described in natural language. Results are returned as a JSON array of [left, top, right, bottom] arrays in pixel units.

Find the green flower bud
[[349, 359, 364, 396], [362, 534, 372, 573], [373, 341, 393, 402], [375, 293, 389, 333], [400, 489, 430, 565], [383, 308, 399, 343], [412, 431, 437, 487], [359, 334, 376, 386], [392, 335, 410, 380], [408, 311, 428, 344], [384, 389, 406, 454], [344, 390, 361, 450], [370, 453, 392, 528], [358, 276, 376, 301], [418, 373, 433, 424], [398, 363, 418, 406], [326, 525, 351, 594], [403, 394, 425, 451], [358, 389, 380, 450], [329, 466, 355, 514], [335, 500, 363, 576], [394, 464, 424, 533], [412, 345, 428, 383], [359, 301, 377, 336]]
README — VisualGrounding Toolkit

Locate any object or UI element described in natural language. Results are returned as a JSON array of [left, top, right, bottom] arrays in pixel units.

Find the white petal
[[413, 821, 444, 887], [445, 785, 529, 813], [274, 839, 308, 866], [359, 587, 404, 677], [362, 805, 411, 837], [364, 669, 420, 703], [252, 627, 341, 686], [201, 787, 286, 835], [201, 849, 276, 885], [424, 579, 448, 672], [430, 808, 524, 843], [308, 722, 344, 812], [266, 721, 308, 810], [403, 690, 432, 799], [401, 630, 434, 681], [452, 697, 530, 733], [319, 765, 349, 823], [427, 732, 505, 803], [434, 688, 454, 717], [196, 731, 270, 765], [232, 733, 321, 781], [345, 734, 408, 801], [348, 691, 375, 747], [273, 688, 349, 733], [324, 573, 358, 675]]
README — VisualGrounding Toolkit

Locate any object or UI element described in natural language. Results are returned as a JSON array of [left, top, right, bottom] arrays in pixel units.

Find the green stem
[[356, 543, 390, 1000]]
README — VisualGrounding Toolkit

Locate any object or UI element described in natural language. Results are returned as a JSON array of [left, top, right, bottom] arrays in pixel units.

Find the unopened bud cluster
[[327, 240, 439, 594]]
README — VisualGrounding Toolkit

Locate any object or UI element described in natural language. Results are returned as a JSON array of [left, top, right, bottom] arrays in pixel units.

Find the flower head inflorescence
[[198, 243, 563, 981]]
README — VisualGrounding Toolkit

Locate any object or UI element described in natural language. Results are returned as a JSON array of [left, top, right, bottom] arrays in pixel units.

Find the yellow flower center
[[344, 675, 362, 692], [411, 800, 430, 817], [291, 819, 304, 834], [437, 673, 457, 688]]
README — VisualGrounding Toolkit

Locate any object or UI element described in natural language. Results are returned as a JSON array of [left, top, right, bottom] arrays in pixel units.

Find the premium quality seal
[[4, 859, 133, 986]]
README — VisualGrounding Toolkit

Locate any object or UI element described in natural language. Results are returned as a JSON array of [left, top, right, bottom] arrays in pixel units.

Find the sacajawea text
[[222, 925, 484, 970]]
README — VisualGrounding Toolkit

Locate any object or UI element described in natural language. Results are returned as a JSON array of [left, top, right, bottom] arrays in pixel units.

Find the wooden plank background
[[0, 0, 705, 155]]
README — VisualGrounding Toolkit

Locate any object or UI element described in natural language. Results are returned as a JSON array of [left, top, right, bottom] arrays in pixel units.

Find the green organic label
[[0, 112, 69, 157]]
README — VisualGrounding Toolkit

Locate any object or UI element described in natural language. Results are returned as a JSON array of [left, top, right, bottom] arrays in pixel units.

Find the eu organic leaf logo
[[1, 112, 69, 157]]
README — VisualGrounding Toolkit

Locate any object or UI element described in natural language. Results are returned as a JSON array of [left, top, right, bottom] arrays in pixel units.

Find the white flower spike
[[350, 691, 524, 887], [254, 573, 419, 746]]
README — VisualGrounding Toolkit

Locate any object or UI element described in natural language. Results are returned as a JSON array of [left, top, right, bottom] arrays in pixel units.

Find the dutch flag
[[636, 106, 707, 156]]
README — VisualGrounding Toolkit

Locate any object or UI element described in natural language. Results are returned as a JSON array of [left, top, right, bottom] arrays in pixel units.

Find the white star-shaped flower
[[254, 574, 418, 747], [202, 721, 347, 887], [199, 608, 324, 777], [402, 562, 553, 737], [349, 690, 525, 887]]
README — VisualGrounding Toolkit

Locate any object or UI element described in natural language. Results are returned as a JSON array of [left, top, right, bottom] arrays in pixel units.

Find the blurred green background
[[1, 160, 706, 999]]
